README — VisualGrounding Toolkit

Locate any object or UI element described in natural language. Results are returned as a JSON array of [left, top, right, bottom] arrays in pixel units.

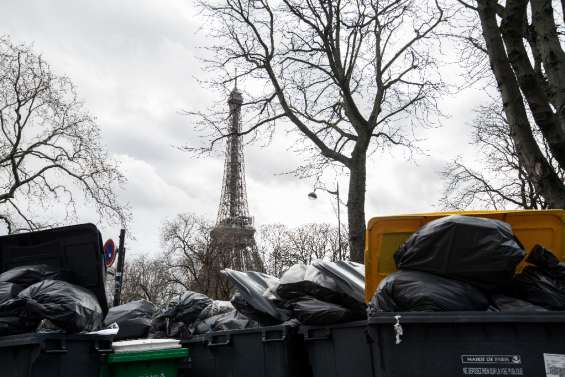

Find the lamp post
[[308, 182, 343, 261]]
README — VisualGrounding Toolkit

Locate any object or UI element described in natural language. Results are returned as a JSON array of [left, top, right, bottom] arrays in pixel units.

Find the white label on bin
[[544, 353, 565, 377], [461, 354, 524, 375]]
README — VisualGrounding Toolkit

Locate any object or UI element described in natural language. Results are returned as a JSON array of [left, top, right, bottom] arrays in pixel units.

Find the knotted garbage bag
[[394, 215, 525, 290], [368, 270, 490, 315], [104, 299, 156, 339]]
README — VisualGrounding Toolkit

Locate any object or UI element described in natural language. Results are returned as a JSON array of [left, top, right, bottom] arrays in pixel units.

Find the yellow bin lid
[[364, 209, 565, 303]]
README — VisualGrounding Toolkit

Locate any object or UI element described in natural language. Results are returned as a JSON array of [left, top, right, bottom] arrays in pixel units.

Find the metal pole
[[336, 182, 342, 261], [113, 229, 126, 307]]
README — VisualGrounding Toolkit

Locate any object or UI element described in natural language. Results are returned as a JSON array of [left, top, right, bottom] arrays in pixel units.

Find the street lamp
[[308, 183, 343, 261]]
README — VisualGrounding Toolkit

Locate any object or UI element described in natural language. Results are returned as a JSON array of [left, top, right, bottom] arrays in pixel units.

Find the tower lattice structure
[[204, 85, 264, 299]]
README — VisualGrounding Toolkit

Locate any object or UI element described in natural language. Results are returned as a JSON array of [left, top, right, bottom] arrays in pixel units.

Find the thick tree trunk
[[531, 0, 565, 140], [478, 0, 565, 208], [347, 153, 367, 263], [501, 0, 565, 170]]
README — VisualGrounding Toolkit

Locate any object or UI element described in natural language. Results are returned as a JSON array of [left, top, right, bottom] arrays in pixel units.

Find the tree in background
[[443, 0, 565, 209], [441, 100, 563, 209], [0, 36, 129, 232], [190, 0, 448, 262]]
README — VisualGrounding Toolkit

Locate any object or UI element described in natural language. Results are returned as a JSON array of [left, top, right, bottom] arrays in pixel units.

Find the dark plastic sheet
[[368, 270, 490, 314], [394, 215, 525, 290]]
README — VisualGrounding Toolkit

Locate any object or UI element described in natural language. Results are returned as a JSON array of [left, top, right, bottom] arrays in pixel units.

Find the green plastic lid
[[106, 348, 188, 364]]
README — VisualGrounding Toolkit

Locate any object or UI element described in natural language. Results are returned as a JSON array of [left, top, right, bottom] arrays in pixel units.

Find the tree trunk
[[501, 0, 565, 170], [478, 0, 565, 208], [347, 153, 367, 263]]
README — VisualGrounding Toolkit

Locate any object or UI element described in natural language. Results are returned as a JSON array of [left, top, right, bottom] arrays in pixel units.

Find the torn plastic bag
[[512, 265, 565, 310], [289, 297, 353, 325], [223, 269, 290, 324], [0, 282, 22, 304], [276, 263, 365, 315], [18, 279, 103, 333], [104, 299, 156, 340], [168, 291, 212, 323], [368, 270, 490, 315], [192, 310, 257, 335], [0, 264, 64, 287], [394, 215, 525, 290], [488, 294, 547, 312], [198, 300, 234, 320]]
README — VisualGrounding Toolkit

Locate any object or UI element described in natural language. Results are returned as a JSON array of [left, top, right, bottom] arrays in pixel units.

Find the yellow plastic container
[[364, 209, 565, 303]]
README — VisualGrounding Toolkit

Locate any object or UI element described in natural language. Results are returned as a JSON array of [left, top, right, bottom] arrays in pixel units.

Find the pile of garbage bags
[[0, 264, 104, 335], [368, 215, 565, 315]]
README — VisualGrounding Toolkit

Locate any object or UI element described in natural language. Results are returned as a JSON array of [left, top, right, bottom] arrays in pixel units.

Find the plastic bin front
[[368, 312, 565, 377], [101, 348, 188, 377], [364, 209, 565, 302], [180, 324, 311, 377], [301, 321, 372, 377], [0, 333, 113, 377]]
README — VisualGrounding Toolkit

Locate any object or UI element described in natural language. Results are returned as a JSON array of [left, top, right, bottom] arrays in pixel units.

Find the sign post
[[113, 229, 126, 307]]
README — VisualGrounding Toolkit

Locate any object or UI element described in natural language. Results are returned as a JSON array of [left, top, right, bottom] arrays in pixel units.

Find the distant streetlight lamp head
[[307, 191, 318, 200]]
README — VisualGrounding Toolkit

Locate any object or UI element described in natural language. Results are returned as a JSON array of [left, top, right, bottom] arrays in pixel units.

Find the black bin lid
[[0, 223, 108, 314]]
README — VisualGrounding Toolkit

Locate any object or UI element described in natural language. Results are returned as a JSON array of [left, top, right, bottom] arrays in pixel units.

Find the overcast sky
[[1, 0, 485, 255]]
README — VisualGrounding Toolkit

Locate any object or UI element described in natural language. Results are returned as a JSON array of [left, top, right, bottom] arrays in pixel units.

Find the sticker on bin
[[544, 353, 565, 377], [461, 354, 524, 376], [112, 339, 181, 353]]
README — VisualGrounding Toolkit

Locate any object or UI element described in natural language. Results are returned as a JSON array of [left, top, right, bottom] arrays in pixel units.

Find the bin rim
[[105, 347, 188, 363], [0, 332, 115, 348], [180, 322, 300, 344], [368, 311, 565, 324]]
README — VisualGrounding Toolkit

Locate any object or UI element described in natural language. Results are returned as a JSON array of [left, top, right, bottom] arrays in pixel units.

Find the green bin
[[101, 348, 188, 377]]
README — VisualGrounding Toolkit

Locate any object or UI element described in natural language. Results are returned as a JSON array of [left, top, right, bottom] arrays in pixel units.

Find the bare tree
[[120, 255, 177, 307], [190, 0, 447, 261], [257, 222, 345, 276], [0, 36, 129, 233], [441, 100, 563, 209], [447, 0, 565, 209]]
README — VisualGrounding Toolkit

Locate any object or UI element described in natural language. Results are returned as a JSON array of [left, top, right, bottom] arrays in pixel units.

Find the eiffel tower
[[203, 84, 264, 299]]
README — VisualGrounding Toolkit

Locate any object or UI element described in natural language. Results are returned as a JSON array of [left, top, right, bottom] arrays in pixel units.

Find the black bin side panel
[[371, 321, 565, 377]]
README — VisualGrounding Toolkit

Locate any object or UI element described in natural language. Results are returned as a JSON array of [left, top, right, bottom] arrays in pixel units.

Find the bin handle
[[208, 334, 231, 347], [93, 340, 113, 353], [304, 327, 332, 341], [261, 328, 287, 343], [43, 338, 68, 354]]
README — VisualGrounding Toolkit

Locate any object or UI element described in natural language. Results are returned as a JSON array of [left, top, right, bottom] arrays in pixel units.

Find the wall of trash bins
[[0, 214, 563, 340]]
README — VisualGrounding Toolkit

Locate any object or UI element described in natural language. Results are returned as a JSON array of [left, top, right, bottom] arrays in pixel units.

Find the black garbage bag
[[488, 294, 547, 312], [512, 265, 565, 310], [0, 264, 64, 287], [148, 311, 170, 338], [0, 298, 39, 335], [192, 310, 258, 335], [0, 282, 22, 304], [104, 300, 156, 340], [169, 291, 213, 323], [223, 269, 291, 324], [17, 279, 103, 333], [368, 270, 490, 315], [394, 215, 525, 290], [525, 244, 561, 269], [276, 263, 365, 315], [289, 297, 353, 325], [231, 291, 282, 326]]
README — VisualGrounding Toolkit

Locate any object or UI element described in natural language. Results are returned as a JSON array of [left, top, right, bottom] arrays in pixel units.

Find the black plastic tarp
[[368, 270, 490, 314], [394, 215, 525, 290], [104, 299, 156, 340]]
